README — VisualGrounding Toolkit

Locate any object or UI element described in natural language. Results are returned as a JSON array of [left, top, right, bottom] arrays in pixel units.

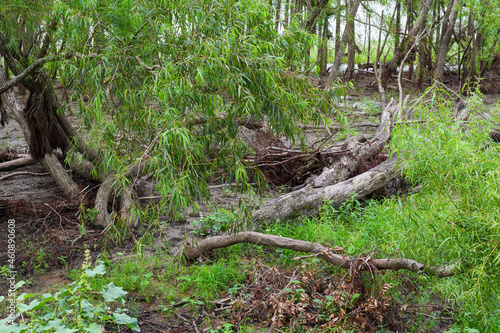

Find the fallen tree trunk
[[0, 156, 36, 171], [310, 98, 396, 188], [252, 99, 400, 223], [252, 155, 401, 223], [183, 231, 457, 277]]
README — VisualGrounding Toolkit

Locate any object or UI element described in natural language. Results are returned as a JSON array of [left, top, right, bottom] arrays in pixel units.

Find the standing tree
[[0, 0, 337, 228]]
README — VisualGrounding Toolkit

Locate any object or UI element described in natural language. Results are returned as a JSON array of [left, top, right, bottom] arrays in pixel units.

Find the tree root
[[183, 231, 458, 277]]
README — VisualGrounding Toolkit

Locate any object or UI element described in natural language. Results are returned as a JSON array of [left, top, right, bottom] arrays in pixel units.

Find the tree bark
[[0, 65, 81, 200], [334, 0, 341, 58], [433, 0, 460, 81], [183, 231, 457, 277], [275, 0, 282, 30], [324, 0, 362, 87], [345, 0, 356, 80], [94, 174, 115, 228], [304, 0, 329, 33], [382, 0, 434, 86], [252, 153, 401, 223], [0, 156, 36, 171]]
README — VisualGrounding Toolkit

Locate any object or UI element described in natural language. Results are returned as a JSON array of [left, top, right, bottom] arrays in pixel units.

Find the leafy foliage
[[0, 0, 341, 220], [0, 250, 139, 332], [265, 87, 500, 331]]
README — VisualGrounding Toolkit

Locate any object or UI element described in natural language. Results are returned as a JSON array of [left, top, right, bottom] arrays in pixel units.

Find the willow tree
[[0, 0, 337, 228]]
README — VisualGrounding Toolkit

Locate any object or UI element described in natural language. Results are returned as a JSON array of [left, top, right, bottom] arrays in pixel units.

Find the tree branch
[[183, 231, 458, 277], [0, 55, 55, 95]]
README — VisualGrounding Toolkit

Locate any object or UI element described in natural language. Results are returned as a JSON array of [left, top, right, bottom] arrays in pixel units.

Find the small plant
[[190, 209, 239, 236], [0, 249, 140, 332], [77, 204, 99, 224]]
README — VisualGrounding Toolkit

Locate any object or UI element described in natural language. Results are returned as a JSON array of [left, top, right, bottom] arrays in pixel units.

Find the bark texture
[[433, 0, 460, 81], [252, 154, 401, 223], [0, 156, 36, 171], [324, 0, 362, 87], [184, 231, 457, 277]]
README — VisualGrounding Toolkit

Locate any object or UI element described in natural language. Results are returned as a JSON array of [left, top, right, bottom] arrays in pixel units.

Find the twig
[[0, 171, 49, 181], [293, 254, 320, 260], [208, 182, 255, 189], [44, 203, 65, 232]]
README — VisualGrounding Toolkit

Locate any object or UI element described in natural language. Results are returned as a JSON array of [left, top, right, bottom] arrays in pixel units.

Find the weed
[[0, 249, 140, 332], [190, 209, 240, 236]]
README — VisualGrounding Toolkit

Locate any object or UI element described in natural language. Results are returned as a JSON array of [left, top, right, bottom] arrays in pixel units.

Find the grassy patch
[[264, 87, 500, 331]]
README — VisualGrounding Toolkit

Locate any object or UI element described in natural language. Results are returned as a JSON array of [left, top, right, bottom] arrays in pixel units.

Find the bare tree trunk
[[374, 13, 387, 108], [406, 0, 414, 81], [382, 0, 434, 86], [304, 0, 329, 33], [0, 66, 81, 201], [416, 0, 428, 87], [324, 0, 362, 87], [252, 100, 398, 223], [275, 0, 282, 30], [284, 0, 290, 27], [433, 0, 460, 81], [345, 0, 356, 80], [395, 0, 401, 51], [334, 0, 341, 57], [366, 13, 371, 71], [464, 9, 478, 86], [317, 15, 329, 75]]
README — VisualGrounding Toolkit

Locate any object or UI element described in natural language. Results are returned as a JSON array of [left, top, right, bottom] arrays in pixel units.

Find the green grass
[[69, 250, 248, 308], [264, 87, 500, 332]]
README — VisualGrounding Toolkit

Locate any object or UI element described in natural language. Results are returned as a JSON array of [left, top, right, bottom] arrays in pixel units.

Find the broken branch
[[183, 231, 457, 277]]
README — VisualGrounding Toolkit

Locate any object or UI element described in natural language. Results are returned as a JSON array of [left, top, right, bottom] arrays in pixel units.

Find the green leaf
[[113, 312, 141, 332], [53, 327, 79, 333], [101, 283, 127, 302], [18, 299, 40, 312], [15, 281, 26, 290], [40, 319, 75, 331], [80, 299, 94, 312], [85, 263, 106, 277], [82, 323, 103, 333], [0, 320, 26, 333]]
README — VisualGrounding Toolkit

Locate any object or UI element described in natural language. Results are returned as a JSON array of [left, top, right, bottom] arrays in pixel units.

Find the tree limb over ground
[[252, 154, 401, 223], [252, 99, 400, 223], [183, 231, 458, 277]]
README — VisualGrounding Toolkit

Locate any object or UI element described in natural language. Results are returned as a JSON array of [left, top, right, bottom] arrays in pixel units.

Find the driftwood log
[[252, 99, 400, 223], [252, 154, 401, 223], [0, 156, 35, 171], [183, 231, 457, 277]]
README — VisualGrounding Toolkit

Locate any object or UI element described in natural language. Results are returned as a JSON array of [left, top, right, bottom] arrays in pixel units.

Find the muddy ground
[[1, 72, 498, 332]]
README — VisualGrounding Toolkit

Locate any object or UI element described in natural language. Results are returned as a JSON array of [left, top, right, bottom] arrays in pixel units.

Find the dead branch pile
[[247, 144, 349, 187], [201, 262, 453, 332]]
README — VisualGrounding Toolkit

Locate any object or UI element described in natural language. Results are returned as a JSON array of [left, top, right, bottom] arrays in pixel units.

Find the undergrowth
[[266, 86, 500, 331]]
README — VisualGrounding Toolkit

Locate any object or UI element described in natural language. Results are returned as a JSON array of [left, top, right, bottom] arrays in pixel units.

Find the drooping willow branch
[[183, 231, 458, 277]]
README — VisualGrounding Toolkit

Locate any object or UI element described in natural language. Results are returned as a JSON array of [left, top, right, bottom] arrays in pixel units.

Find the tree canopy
[[1, 0, 341, 221]]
